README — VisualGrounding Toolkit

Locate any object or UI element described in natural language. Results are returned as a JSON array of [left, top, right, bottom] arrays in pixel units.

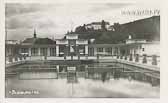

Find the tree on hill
[[113, 23, 121, 32]]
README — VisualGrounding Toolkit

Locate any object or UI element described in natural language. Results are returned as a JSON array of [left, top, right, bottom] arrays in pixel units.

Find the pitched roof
[[35, 38, 56, 44], [22, 38, 36, 44], [22, 37, 55, 45]]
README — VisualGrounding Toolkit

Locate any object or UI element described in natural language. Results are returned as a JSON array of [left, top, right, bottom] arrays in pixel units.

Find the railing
[[116, 55, 160, 67], [5, 56, 27, 67], [96, 54, 160, 68], [5, 54, 160, 70]]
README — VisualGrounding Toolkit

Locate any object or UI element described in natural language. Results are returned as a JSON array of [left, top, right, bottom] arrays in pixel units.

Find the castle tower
[[34, 29, 37, 38]]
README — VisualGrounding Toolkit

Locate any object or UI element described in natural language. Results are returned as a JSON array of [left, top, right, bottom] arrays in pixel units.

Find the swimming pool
[[5, 62, 160, 98]]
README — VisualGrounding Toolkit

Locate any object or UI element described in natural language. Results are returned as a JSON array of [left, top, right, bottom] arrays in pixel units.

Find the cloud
[[89, 3, 131, 13], [6, 4, 41, 17], [6, 14, 58, 29], [6, 3, 159, 40]]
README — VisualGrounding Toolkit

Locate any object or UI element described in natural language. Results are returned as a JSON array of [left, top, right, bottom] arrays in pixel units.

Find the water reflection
[[15, 64, 160, 86], [6, 63, 160, 98]]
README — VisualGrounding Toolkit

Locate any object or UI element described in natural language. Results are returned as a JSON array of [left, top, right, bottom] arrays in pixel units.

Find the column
[[38, 48, 41, 56], [124, 55, 127, 60], [56, 45, 59, 56], [135, 54, 139, 62], [19, 48, 22, 54], [77, 46, 80, 60], [94, 47, 97, 56], [85, 45, 88, 55], [103, 48, 106, 56], [142, 54, 147, 64], [85, 45, 88, 60], [111, 47, 113, 56], [152, 55, 157, 65], [66, 45, 69, 56], [129, 54, 133, 61], [47, 48, 50, 56], [112, 47, 115, 57], [29, 48, 31, 56], [57, 65, 59, 72], [118, 47, 121, 55], [116, 47, 119, 59]]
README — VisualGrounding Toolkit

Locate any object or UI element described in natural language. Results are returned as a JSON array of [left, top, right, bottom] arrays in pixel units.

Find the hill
[[73, 16, 160, 44]]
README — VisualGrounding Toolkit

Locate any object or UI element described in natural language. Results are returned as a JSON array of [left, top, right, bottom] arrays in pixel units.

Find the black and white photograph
[[5, 3, 160, 98]]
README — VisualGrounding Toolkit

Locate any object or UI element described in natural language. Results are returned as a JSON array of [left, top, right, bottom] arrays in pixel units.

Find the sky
[[6, 3, 160, 40]]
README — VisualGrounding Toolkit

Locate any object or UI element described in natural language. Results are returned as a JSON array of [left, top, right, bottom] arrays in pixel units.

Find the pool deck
[[99, 59, 159, 72], [5, 56, 160, 73]]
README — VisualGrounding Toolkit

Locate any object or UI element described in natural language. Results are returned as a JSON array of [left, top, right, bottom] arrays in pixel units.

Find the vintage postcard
[[5, 2, 160, 98]]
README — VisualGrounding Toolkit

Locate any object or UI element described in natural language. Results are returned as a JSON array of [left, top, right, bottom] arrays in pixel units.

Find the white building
[[124, 35, 160, 56], [128, 42, 160, 56], [85, 21, 110, 30], [5, 40, 20, 44]]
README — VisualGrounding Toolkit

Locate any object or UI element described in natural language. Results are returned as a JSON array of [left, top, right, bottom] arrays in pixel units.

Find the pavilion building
[[17, 31, 89, 58], [5, 31, 160, 61]]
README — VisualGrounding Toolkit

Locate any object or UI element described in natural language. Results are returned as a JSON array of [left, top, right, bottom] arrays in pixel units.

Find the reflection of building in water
[[19, 71, 58, 79], [67, 67, 78, 83], [13, 64, 159, 86], [88, 72, 111, 82], [67, 72, 78, 83]]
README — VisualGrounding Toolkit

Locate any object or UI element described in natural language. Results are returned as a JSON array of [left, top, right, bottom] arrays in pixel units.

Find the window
[[114, 47, 119, 55], [69, 40, 76, 45], [31, 48, 38, 56], [50, 48, 56, 56], [88, 47, 94, 56], [139, 45, 142, 49], [21, 48, 28, 53], [40, 48, 47, 56], [105, 48, 112, 55], [97, 48, 103, 52]]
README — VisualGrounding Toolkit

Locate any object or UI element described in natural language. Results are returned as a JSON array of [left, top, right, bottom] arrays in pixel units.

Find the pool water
[[5, 62, 160, 98]]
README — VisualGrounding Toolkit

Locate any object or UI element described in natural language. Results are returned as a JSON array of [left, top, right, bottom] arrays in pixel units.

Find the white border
[[1, 0, 167, 103]]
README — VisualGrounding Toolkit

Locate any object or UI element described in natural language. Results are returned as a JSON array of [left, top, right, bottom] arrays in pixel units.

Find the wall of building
[[141, 43, 160, 56], [92, 24, 102, 30], [127, 43, 160, 56]]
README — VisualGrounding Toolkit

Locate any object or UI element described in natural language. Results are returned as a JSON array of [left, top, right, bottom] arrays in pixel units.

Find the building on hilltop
[[85, 20, 110, 31]]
